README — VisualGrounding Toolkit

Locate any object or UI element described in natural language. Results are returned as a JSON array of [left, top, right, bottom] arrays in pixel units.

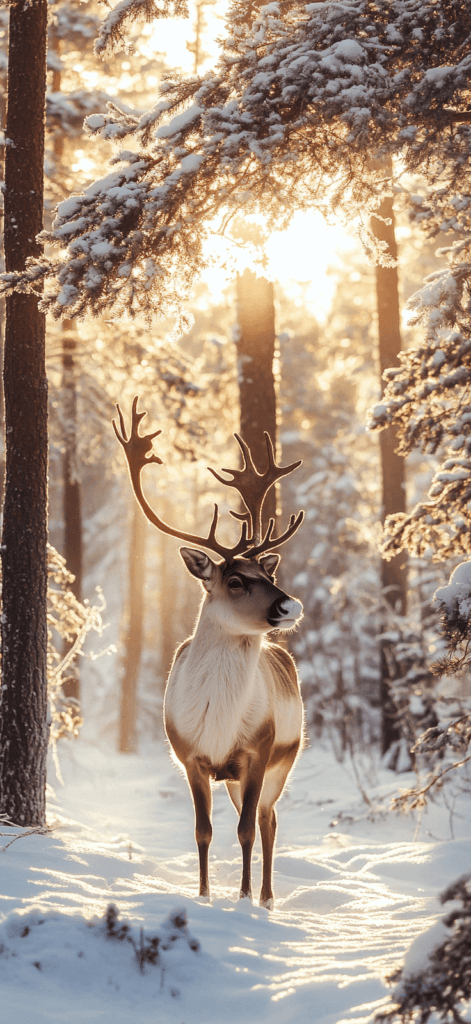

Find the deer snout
[[267, 596, 303, 629]]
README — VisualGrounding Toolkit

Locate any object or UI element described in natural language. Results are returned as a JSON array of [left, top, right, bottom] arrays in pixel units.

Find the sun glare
[[265, 211, 358, 321], [141, 5, 357, 322], [197, 211, 358, 322], [142, 0, 226, 74]]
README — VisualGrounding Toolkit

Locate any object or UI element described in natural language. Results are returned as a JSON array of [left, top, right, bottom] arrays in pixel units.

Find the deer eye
[[228, 577, 244, 592]]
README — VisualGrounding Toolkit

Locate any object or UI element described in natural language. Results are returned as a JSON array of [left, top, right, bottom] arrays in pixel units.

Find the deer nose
[[267, 596, 303, 628]]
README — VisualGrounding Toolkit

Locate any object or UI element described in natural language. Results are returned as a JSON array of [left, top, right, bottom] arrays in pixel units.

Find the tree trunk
[[61, 330, 83, 702], [236, 270, 278, 529], [51, 32, 83, 703], [0, 0, 49, 826], [372, 177, 408, 756], [158, 498, 178, 689], [119, 502, 146, 753], [0, 87, 6, 500]]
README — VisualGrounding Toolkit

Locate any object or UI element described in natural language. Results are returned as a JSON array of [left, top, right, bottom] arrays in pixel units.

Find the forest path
[[1, 739, 468, 1023]]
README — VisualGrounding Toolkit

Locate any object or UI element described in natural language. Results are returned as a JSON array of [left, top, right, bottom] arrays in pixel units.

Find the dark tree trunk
[[236, 270, 278, 529], [0, 89, 5, 499], [119, 502, 146, 753], [372, 183, 408, 756], [61, 331, 83, 702], [62, 353, 83, 589], [0, 0, 49, 825]]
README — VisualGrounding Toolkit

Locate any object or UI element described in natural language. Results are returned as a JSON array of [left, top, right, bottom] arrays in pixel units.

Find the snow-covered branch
[[3, 0, 471, 323]]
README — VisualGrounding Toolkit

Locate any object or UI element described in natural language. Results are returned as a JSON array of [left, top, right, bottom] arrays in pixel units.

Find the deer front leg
[[186, 763, 212, 898], [237, 755, 266, 901]]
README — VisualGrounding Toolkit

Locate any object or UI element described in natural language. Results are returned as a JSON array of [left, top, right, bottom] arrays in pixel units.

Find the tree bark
[[372, 181, 408, 755], [119, 502, 146, 753], [0, 0, 49, 825], [61, 331, 83, 702], [0, 86, 6, 500], [62, 341, 83, 603], [158, 498, 178, 689], [236, 270, 278, 529], [51, 36, 83, 702]]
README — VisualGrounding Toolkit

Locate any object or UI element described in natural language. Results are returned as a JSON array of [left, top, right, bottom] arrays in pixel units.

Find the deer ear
[[180, 548, 217, 588], [259, 553, 281, 577]]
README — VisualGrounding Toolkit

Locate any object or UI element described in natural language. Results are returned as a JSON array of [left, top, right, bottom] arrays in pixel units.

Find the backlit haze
[[71, 3, 359, 321]]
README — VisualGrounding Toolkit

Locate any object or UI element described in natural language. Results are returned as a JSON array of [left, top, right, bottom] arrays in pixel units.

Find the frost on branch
[[47, 546, 112, 776], [368, 312, 471, 563], [367, 73, 471, 563], [432, 561, 471, 674], [377, 874, 471, 1024], [385, 562, 471, 811], [47, 89, 117, 138]]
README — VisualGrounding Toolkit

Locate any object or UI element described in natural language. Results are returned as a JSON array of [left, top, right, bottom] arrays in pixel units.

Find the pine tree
[[6, 0, 471, 325]]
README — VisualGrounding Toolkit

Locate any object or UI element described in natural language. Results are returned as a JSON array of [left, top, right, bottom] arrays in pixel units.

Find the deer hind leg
[[225, 780, 242, 814], [258, 748, 299, 910], [186, 763, 212, 898], [237, 755, 267, 902]]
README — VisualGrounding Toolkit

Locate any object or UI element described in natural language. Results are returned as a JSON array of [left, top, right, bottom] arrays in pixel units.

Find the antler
[[113, 397, 304, 562], [208, 432, 303, 549]]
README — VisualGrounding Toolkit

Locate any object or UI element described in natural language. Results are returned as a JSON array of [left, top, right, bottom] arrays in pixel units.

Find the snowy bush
[[100, 904, 200, 976], [378, 874, 471, 1024], [0, 903, 201, 1000], [385, 561, 471, 810], [433, 561, 471, 675], [46, 545, 111, 753]]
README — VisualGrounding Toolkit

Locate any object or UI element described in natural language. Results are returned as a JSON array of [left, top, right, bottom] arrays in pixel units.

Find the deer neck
[[191, 605, 263, 664], [167, 605, 267, 765]]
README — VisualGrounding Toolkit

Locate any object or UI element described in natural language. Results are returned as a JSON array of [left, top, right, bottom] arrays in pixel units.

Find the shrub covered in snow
[[433, 561, 471, 674], [378, 874, 471, 1024], [101, 903, 200, 976], [47, 544, 110, 744], [383, 562, 471, 811], [0, 902, 202, 1003]]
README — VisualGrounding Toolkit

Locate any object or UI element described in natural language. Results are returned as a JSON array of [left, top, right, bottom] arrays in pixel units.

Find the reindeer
[[113, 397, 305, 909]]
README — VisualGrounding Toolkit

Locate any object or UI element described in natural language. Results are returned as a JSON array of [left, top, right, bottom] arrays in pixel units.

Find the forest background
[[1, 4, 471, 1021], [1, 0, 471, 831]]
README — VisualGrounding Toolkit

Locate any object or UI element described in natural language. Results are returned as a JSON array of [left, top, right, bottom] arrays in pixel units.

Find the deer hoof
[[259, 896, 274, 911]]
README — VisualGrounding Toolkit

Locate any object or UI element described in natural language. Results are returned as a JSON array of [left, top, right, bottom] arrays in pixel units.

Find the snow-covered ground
[[1, 736, 470, 1023]]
